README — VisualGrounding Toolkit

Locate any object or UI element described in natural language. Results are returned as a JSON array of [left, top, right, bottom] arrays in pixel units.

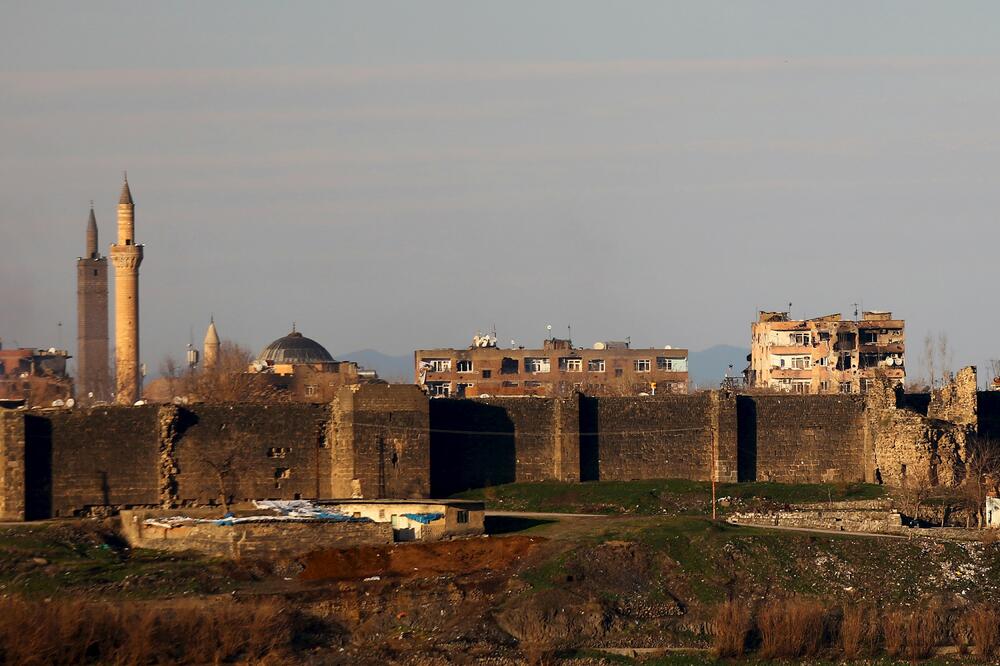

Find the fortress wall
[[332, 385, 429, 500], [42, 406, 161, 518], [739, 395, 867, 483], [171, 403, 330, 507], [592, 394, 717, 481], [0, 411, 25, 521]]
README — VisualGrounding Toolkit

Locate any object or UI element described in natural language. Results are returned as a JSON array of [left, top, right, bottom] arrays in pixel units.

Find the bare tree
[[937, 332, 953, 385], [960, 437, 1000, 528], [195, 431, 256, 513], [923, 333, 937, 389]]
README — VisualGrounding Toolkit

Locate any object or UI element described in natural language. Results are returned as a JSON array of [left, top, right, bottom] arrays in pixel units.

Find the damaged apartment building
[[415, 334, 688, 397], [748, 311, 905, 394]]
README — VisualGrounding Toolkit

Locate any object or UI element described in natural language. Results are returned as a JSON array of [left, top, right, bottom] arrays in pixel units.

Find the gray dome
[[256, 331, 334, 365]]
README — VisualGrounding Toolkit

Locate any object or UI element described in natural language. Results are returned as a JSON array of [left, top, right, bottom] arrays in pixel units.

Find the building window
[[482, 369, 492, 379], [634, 359, 651, 372], [615, 368, 623, 377], [456, 510, 469, 524], [791, 356, 811, 370], [423, 358, 451, 372], [588, 359, 605, 372], [656, 357, 687, 372], [861, 378, 875, 394], [792, 382, 810, 394], [456, 360, 473, 372], [456, 382, 475, 397], [819, 381, 830, 391], [790, 332, 811, 346], [839, 382, 852, 394], [525, 358, 550, 373], [525, 381, 542, 388], [304, 385, 317, 396], [502, 380, 518, 387], [500, 357, 519, 374], [559, 357, 583, 372], [427, 381, 450, 396], [860, 330, 878, 345]]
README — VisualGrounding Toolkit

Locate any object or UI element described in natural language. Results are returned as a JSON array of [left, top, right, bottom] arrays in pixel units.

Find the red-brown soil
[[299, 535, 542, 581]]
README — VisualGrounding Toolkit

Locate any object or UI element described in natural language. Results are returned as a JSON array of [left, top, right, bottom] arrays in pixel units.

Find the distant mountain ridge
[[687, 344, 750, 388], [337, 349, 413, 381], [338, 345, 749, 388]]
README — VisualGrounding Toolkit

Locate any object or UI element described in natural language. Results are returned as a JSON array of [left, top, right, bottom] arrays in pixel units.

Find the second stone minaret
[[203, 317, 220, 371], [109, 175, 144, 404]]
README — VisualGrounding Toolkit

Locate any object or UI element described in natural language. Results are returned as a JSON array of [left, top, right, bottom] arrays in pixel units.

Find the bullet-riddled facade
[[749, 311, 905, 394]]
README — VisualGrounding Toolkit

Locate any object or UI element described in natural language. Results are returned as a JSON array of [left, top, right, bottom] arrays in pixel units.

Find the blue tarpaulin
[[401, 512, 444, 524]]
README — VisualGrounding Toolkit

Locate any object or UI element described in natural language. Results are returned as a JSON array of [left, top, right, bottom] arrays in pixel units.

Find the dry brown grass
[[840, 603, 875, 659], [711, 600, 752, 658], [967, 605, 1000, 659], [882, 607, 941, 660], [756, 597, 826, 659], [0, 596, 294, 665]]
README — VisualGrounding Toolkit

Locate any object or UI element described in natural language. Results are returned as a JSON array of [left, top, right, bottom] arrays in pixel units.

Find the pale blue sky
[[3, 2, 1000, 382]]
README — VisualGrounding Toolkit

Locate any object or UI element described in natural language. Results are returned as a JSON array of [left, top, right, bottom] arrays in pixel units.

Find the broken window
[[588, 359, 606, 372], [860, 330, 878, 345], [837, 352, 853, 371], [500, 358, 518, 374], [789, 332, 811, 346], [525, 357, 550, 373], [426, 381, 450, 396], [481, 369, 492, 379], [456, 360, 474, 372], [559, 357, 583, 372], [839, 382, 852, 394], [615, 368, 623, 377], [634, 359, 651, 372], [835, 333, 856, 351], [423, 358, 452, 372]]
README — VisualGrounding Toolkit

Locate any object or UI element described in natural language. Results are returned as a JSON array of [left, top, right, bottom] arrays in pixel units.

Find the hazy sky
[[4, 2, 1000, 381]]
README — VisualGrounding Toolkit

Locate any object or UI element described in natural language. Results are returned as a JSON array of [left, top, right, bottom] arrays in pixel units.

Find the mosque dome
[[256, 330, 335, 365]]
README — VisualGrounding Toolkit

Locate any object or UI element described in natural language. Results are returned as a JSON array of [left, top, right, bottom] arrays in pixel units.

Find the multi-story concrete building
[[748, 311, 905, 394], [76, 205, 110, 403], [415, 335, 689, 397], [0, 342, 74, 406]]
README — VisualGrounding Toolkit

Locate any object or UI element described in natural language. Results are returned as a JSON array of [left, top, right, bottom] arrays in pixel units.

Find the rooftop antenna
[[292, 321, 296, 333], [57, 321, 62, 348], [546, 324, 552, 340], [567, 324, 572, 343], [788, 301, 793, 318], [852, 302, 859, 320]]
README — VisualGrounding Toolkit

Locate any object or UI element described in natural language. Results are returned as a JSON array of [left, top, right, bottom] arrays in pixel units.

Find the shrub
[[0, 597, 294, 665], [840, 603, 874, 659], [967, 605, 1000, 659], [712, 600, 752, 658], [756, 598, 826, 659]]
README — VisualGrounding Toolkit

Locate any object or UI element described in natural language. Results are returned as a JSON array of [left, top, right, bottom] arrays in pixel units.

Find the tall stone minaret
[[203, 317, 220, 371], [76, 204, 109, 403], [109, 175, 144, 404]]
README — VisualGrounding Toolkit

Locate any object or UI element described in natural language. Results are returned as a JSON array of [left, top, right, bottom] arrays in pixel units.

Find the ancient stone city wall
[[0, 370, 994, 520]]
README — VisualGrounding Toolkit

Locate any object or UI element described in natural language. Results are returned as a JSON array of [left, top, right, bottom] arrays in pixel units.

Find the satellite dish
[[593, 342, 606, 350], [51, 399, 65, 407], [66, 398, 75, 408]]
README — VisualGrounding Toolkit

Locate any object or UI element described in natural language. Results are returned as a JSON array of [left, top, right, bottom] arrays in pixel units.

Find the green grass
[[0, 523, 242, 599], [454, 479, 886, 515]]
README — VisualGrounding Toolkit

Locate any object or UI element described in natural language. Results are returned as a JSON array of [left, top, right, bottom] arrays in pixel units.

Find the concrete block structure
[[749, 310, 905, 394], [416, 335, 688, 398]]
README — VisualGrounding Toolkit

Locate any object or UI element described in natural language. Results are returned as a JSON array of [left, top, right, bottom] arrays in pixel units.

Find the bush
[[0, 597, 294, 665], [712, 600, 752, 658], [882, 607, 941, 660], [967, 605, 1000, 659], [840, 603, 875, 659], [756, 598, 826, 659]]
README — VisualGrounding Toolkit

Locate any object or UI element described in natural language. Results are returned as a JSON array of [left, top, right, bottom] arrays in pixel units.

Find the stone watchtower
[[76, 205, 110, 402], [203, 318, 220, 370], [109, 176, 144, 404]]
